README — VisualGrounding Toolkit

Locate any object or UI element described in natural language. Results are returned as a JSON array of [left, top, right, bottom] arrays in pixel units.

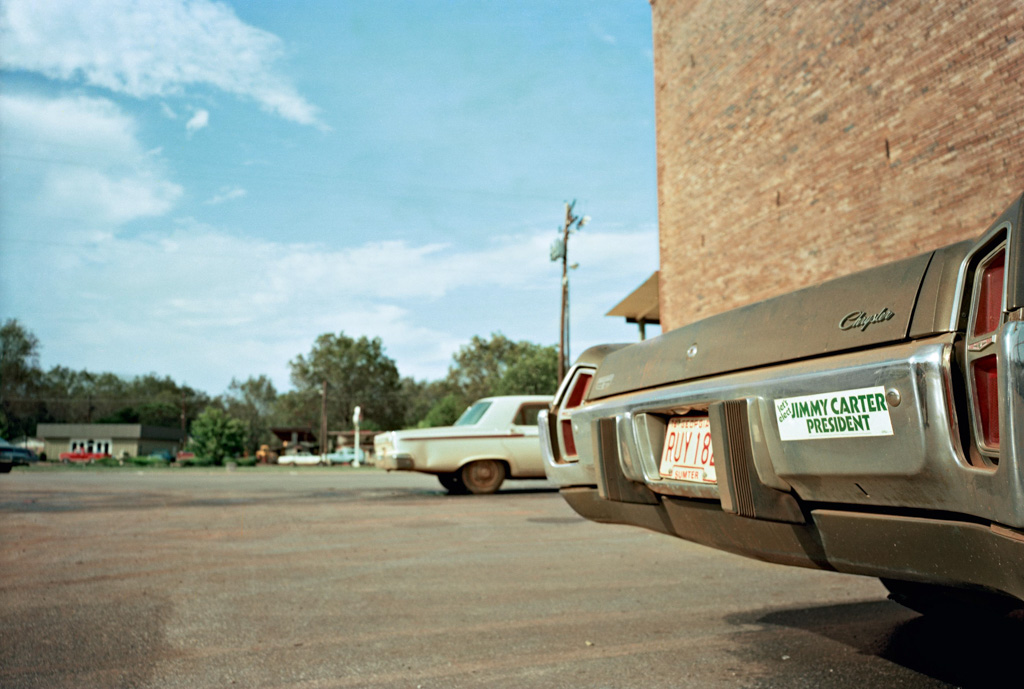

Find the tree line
[[0, 319, 558, 457]]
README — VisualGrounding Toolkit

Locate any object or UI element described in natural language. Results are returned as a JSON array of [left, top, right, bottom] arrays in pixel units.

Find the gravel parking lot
[[1, 468, 1017, 688]]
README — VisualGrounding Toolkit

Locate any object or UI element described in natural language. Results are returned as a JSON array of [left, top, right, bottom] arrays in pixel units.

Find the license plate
[[659, 417, 716, 483]]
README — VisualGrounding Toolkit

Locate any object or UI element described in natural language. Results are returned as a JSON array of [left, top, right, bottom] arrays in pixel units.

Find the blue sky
[[0, 0, 659, 395]]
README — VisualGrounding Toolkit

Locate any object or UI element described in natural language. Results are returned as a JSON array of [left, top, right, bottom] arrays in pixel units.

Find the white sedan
[[374, 395, 552, 494], [277, 453, 325, 466]]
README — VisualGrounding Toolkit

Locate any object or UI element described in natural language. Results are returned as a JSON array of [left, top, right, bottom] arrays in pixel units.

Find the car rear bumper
[[380, 454, 415, 471], [545, 330, 1024, 528], [561, 486, 1024, 601], [542, 327, 1024, 599]]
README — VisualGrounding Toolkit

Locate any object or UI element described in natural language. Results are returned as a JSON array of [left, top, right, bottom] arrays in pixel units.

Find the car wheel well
[[459, 457, 510, 471]]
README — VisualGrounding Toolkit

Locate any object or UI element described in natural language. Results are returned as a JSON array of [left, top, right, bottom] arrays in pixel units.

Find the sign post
[[352, 405, 362, 466]]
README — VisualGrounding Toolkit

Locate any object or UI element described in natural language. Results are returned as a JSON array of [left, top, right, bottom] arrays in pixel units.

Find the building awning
[[606, 271, 660, 325], [270, 427, 316, 444]]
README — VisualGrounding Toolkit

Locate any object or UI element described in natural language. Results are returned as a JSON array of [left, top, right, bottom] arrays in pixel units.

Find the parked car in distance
[[277, 453, 326, 466], [542, 192, 1024, 619], [58, 450, 109, 463], [376, 395, 552, 494], [0, 442, 38, 473], [327, 447, 365, 465]]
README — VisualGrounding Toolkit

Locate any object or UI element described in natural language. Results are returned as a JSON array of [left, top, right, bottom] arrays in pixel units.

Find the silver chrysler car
[[541, 192, 1024, 618]]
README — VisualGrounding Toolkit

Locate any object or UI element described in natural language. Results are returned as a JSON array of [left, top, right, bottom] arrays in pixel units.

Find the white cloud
[[185, 108, 209, 134], [0, 0, 324, 127], [590, 22, 618, 45], [1, 92, 141, 163], [0, 92, 182, 228], [205, 186, 247, 205], [14, 222, 657, 393], [43, 168, 181, 225]]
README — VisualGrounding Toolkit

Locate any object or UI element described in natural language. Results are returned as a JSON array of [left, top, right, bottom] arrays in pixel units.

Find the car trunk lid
[[591, 251, 935, 400]]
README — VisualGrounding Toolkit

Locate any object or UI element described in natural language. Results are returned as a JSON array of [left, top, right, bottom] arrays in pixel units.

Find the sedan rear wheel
[[437, 472, 466, 494], [460, 460, 506, 495]]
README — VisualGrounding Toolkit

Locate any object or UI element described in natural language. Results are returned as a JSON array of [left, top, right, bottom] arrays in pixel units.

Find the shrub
[[180, 455, 216, 467], [128, 456, 172, 467], [188, 408, 245, 465]]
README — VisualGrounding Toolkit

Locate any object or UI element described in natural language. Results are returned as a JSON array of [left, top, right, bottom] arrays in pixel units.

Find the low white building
[[36, 424, 184, 460]]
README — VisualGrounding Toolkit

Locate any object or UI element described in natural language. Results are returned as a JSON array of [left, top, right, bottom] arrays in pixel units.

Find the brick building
[[652, 0, 1024, 330]]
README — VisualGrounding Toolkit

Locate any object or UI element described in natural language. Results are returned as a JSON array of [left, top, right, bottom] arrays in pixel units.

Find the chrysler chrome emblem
[[839, 308, 895, 332]]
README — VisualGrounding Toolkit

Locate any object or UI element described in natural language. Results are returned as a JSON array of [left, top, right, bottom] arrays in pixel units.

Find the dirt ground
[[1, 468, 1016, 688]]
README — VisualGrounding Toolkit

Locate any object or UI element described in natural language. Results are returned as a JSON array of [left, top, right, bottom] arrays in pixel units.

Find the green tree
[[287, 332, 406, 436], [125, 374, 210, 430], [495, 344, 559, 396], [0, 322, 211, 435], [38, 368, 208, 429], [96, 401, 181, 426], [400, 377, 452, 427], [188, 407, 245, 465], [424, 334, 559, 422], [445, 333, 522, 404], [274, 388, 318, 432], [0, 319, 44, 438], [421, 393, 463, 427], [224, 375, 278, 456]]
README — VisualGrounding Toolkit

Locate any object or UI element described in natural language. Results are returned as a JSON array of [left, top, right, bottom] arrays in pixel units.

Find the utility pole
[[551, 200, 588, 382]]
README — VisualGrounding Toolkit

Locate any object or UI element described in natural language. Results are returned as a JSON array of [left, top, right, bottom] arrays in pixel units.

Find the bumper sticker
[[774, 386, 893, 440]]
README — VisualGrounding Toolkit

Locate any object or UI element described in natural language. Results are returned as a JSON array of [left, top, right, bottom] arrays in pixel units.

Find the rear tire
[[460, 460, 506, 495], [438, 473, 466, 494]]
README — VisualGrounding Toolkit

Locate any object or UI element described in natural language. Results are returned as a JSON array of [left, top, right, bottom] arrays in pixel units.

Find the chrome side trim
[[939, 342, 973, 470], [615, 412, 645, 482], [537, 409, 556, 465], [999, 321, 1024, 513], [632, 413, 665, 482]]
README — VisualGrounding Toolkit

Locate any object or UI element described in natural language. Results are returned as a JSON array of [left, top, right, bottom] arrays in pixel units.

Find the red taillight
[[557, 370, 593, 460], [972, 355, 1000, 448], [973, 250, 1005, 337], [565, 372, 592, 409], [561, 419, 577, 456], [966, 245, 1004, 458]]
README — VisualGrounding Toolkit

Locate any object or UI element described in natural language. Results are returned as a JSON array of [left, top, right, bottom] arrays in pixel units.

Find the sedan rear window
[[514, 403, 547, 426], [454, 401, 492, 426]]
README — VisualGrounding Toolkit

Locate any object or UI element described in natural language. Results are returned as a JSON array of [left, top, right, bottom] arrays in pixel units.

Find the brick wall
[[653, 0, 1024, 329]]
